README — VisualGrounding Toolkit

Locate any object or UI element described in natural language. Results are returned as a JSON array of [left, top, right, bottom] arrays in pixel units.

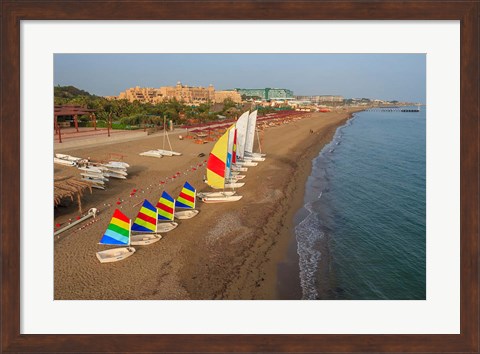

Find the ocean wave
[[295, 202, 325, 300]]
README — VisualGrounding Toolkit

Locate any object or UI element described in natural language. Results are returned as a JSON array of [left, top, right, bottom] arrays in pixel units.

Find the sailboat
[[234, 111, 259, 166], [225, 127, 245, 183], [130, 199, 162, 245], [156, 191, 179, 231], [174, 182, 200, 219], [156, 116, 182, 156], [244, 110, 266, 160], [202, 125, 243, 203], [96, 209, 136, 263]]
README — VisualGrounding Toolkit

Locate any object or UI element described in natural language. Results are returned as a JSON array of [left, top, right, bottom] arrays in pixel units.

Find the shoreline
[[54, 109, 363, 300], [272, 110, 361, 300]]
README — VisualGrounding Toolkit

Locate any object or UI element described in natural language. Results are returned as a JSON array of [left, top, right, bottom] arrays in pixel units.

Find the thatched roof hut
[[54, 177, 93, 213]]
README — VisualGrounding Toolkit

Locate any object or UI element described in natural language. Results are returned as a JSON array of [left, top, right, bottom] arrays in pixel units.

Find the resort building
[[214, 90, 242, 103], [234, 88, 294, 101], [158, 82, 215, 103], [118, 86, 163, 103], [295, 95, 344, 104], [115, 82, 241, 104]]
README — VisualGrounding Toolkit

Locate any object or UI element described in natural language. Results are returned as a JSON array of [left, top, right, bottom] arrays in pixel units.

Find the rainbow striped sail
[[206, 127, 229, 189], [99, 209, 131, 245], [131, 199, 157, 233], [156, 191, 175, 221], [175, 182, 196, 209]]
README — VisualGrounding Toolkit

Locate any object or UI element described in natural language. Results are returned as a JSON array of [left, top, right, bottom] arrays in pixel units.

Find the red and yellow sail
[[206, 127, 229, 189]]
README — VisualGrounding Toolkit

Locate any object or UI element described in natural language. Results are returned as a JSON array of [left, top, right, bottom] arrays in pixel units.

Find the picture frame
[[1, 1, 478, 352]]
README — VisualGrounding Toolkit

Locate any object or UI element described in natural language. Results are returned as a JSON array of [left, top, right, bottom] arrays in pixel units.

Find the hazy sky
[[54, 54, 426, 102]]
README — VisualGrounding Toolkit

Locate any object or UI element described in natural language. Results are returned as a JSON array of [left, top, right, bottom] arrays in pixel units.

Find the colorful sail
[[99, 209, 131, 245], [206, 128, 229, 189], [131, 199, 157, 232], [235, 111, 249, 159], [225, 125, 235, 178], [175, 181, 196, 209], [245, 110, 258, 154], [232, 128, 237, 164], [156, 191, 175, 221]]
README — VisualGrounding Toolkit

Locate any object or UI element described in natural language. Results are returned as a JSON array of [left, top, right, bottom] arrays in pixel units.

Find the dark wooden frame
[[1, 1, 478, 353]]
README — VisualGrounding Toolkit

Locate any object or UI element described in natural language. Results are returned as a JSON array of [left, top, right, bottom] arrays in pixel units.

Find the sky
[[54, 54, 426, 103]]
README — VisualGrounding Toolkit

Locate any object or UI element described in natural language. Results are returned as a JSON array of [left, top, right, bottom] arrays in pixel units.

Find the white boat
[[156, 222, 178, 233], [78, 166, 104, 174], [96, 247, 136, 263], [156, 191, 179, 231], [197, 191, 236, 198], [80, 173, 109, 182], [245, 152, 266, 158], [104, 172, 127, 180], [102, 167, 128, 175], [224, 182, 245, 189], [81, 176, 106, 185], [96, 209, 136, 263], [140, 150, 164, 158], [231, 166, 248, 172], [229, 174, 245, 180], [55, 153, 83, 162], [248, 156, 265, 162], [54, 157, 76, 166], [202, 195, 243, 203], [102, 161, 130, 168], [154, 149, 182, 156], [130, 199, 163, 245], [236, 160, 258, 167], [174, 182, 200, 219], [175, 209, 200, 219]]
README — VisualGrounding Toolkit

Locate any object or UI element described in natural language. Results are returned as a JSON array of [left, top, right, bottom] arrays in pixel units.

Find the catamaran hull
[[54, 157, 76, 166], [175, 210, 199, 220], [197, 191, 236, 198], [140, 151, 163, 158], [155, 149, 182, 156], [130, 234, 162, 246], [245, 152, 266, 158], [236, 161, 258, 167], [202, 195, 243, 203], [96, 247, 136, 263]]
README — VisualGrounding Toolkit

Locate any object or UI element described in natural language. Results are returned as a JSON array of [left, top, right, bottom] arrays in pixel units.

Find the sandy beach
[[54, 109, 361, 300]]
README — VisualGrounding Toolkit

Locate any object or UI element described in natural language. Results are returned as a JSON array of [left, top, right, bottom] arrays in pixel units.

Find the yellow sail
[[206, 128, 229, 189]]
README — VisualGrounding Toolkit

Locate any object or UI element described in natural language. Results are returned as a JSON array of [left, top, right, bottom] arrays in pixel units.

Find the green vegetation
[[54, 86, 246, 128]]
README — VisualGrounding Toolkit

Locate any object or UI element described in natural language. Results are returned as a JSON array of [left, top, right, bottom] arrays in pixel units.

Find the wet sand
[[54, 109, 361, 300]]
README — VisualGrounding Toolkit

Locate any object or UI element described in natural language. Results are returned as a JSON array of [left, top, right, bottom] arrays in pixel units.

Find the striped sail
[[235, 111, 249, 159], [225, 125, 235, 178], [156, 191, 175, 221], [206, 127, 229, 189], [245, 110, 258, 154], [232, 128, 237, 164], [175, 181, 196, 209], [99, 209, 131, 245], [131, 199, 157, 232]]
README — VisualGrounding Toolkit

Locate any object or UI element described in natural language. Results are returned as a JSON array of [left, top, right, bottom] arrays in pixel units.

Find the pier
[[368, 106, 421, 113]]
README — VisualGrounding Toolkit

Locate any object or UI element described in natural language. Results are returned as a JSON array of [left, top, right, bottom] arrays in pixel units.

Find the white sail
[[245, 110, 257, 154], [235, 111, 250, 159]]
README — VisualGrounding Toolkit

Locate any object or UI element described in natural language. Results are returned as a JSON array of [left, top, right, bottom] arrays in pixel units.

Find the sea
[[294, 106, 426, 300]]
